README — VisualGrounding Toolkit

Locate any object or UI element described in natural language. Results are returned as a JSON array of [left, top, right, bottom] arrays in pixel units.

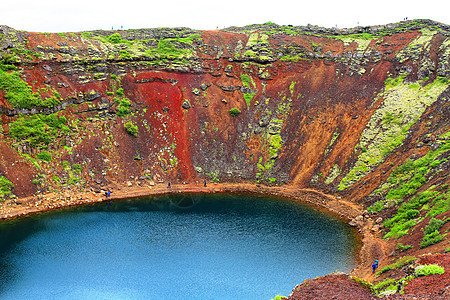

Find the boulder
[[181, 100, 191, 109]]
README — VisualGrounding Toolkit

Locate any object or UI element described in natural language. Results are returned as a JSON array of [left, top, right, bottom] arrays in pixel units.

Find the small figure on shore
[[105, 190, 111, 198], [167, 182, 171, 188], [396, 281, 403, 293], [375, 259, 379, 269], [204, 180, 207, 187], [372, 263, 377, 273]]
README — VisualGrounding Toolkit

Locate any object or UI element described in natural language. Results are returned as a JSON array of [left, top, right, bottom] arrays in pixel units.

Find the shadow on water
[[0, 216, 48, 292]]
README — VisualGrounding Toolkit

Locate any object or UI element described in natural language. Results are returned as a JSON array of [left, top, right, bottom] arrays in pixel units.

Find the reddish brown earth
[[286, 273, 379, 300]]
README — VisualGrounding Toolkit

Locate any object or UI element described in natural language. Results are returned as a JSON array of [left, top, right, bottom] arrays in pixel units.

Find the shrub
[[229, 108, 241, 117], [124, 121, 138, 137], [37, 151, 52, 162], [406, 209, 420, 219], [424, 218, 444, 235], [115, 88, 124, 97], [116, 98, 131, 117], [415, 264, 445, 277], [420, 230, 443, 248], [107, 33, 123, 44]]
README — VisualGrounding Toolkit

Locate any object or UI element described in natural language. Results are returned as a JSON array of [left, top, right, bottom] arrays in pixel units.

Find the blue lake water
[[0, 193, 358, 299]]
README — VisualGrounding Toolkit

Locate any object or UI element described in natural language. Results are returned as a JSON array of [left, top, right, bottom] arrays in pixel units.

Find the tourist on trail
[[396, 281, 403, 293], [107, 190, 111, 198], [204, 180, 207, 187], [375, 259, 379, 269], [168, 182, 171, 188], [372, 263, 377, 273]]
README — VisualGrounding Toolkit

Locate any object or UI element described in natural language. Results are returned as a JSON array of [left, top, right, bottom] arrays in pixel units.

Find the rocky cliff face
[[0, 19, 449, 297]]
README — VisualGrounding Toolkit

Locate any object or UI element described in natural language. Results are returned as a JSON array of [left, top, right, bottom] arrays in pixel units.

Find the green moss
[[240, 74, 251, 87]]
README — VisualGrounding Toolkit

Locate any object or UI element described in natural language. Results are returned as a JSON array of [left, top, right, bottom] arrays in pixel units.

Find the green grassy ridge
[[87, 31, 201, 61], [368, 131, 450, 240]]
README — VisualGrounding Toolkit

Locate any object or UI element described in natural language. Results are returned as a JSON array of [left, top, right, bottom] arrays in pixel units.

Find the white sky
[[1, 0, 448, 33]]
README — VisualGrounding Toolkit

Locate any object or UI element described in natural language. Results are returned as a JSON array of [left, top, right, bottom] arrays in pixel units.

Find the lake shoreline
[[0, 183, 362, 221], [0, 182, 384, 281]]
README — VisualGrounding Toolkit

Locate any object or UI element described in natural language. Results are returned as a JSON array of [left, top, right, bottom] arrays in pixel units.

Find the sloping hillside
[[0, 19, 449, 298]]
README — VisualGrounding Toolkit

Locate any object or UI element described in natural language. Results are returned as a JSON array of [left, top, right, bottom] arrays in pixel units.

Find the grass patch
[[9, 114, 69, 148], [368, 131, 450, 223], [396, 243, 413, 252], [0, 176, 14, 200], [377, 256, 416, 275], [0, 69, 63, 109]]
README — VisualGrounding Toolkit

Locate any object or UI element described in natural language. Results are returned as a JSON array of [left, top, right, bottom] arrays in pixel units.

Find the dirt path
[[0, 182, 363, 221], [350, 216, 389, 282]]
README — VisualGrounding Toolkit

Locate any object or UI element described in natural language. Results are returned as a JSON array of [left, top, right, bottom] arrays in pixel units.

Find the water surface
[[0, 193, 358, 299]]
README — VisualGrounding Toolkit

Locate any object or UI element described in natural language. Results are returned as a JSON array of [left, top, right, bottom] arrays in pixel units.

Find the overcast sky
[[1, 0, 448, 33]]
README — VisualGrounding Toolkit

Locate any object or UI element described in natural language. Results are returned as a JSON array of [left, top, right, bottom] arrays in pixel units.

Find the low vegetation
[[124, 121, 138, 136], [377, 256, 416, 275], [0, 176, 14, 200], [415, 264, 445, 276], [9, 114, 69, 148], [229, 108, 241, 117]]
